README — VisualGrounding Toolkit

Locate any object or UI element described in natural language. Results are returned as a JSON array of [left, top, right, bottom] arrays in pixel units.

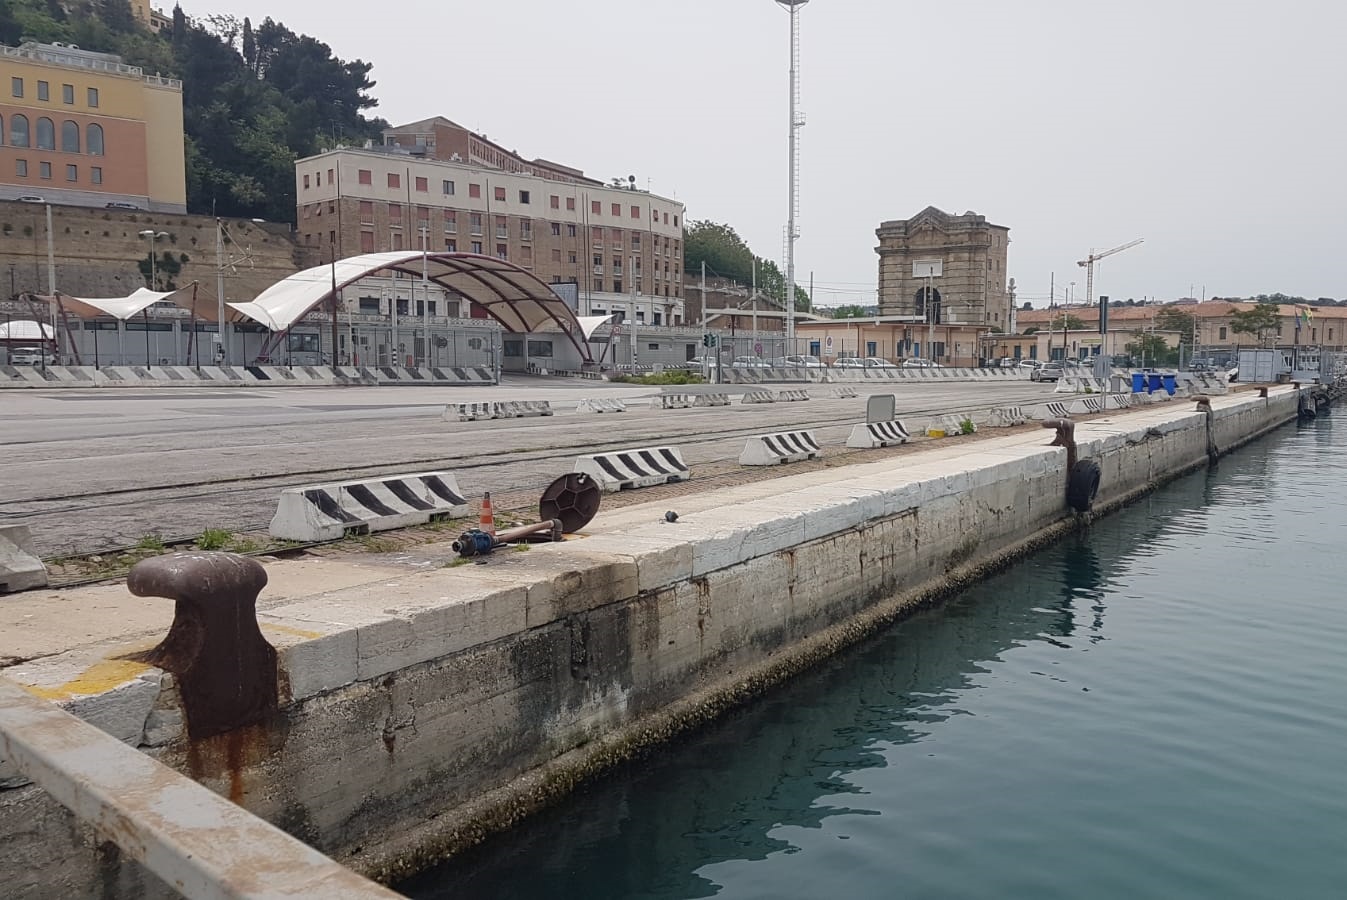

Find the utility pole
[[751, 259, 758, 358], [777, 0, 808, 354], [216, 219, 228, 365], [44, 204, 55, 370], [630, 254, 639, 368], [420, 225, 430, 367]]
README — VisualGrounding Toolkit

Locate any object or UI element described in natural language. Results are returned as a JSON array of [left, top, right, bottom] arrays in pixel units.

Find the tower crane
[[1077, 238, 1143, 306]]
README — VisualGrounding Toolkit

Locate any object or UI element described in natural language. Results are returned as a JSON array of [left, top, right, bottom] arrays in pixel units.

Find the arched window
[[914, 286, 942, 324], [11, 114, 29, 148], [87, 122, 104, 156], [35, 117, 54, 150], [61, 120, 79, 153]]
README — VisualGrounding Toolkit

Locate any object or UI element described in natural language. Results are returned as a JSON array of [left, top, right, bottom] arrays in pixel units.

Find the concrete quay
[[0, 385, 1307, 897]]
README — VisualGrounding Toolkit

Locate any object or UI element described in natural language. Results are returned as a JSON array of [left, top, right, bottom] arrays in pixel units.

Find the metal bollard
[[128, 552, 276, 740]]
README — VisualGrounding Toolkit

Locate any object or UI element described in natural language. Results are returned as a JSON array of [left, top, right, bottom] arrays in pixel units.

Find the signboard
[[912, 260, 943, 278], [754, 342, 763, 354], [825, 335, 834, 351]]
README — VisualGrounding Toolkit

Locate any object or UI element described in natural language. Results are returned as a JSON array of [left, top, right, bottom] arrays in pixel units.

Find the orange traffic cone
[[479, 491, 496, 538]]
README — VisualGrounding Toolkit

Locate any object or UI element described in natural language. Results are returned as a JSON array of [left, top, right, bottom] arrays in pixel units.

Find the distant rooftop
[[1, 42, 181, 89]]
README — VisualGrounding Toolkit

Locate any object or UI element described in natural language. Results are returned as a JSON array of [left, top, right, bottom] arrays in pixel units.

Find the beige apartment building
[[295, 118, 687, 326], [0, 41, 185, 212], [876, 206, 1012, 334]]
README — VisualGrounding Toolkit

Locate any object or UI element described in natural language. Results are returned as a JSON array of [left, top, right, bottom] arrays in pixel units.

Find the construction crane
[[1077, 238, 1143, 306]]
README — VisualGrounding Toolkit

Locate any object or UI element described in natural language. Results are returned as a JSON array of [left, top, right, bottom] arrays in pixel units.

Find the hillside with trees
[[682, 220, 811, 312], [0, 0, 384, 221]]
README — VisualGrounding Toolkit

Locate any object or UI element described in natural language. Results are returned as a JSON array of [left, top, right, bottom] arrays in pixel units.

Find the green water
[[403, 416, 1347, 900]]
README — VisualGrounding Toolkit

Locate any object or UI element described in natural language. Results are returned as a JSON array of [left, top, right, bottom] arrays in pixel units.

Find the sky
[[206, 0, 1347, 309]]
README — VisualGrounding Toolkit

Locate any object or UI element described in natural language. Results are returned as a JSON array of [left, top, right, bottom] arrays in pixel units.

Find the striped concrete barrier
[[831, 386, 859, 399], [1033, 401, 1074, 419], [692, 393, 731, 407], [1104, 393, 1133, 410], [577, 398, 627, 413], [269, 471, 471, 541], [0, 524, 47, 593], [741, 390, 776, 404], [740, 430, 821, 466], [776, 389, 810, 402], [653, 393, 693, 410], [573, 446, 691, 491], [1068, 396, 1106, 415], [446, 400, 553, 421], [988, 406, 1029, 427], [846, 420, 910, 448]]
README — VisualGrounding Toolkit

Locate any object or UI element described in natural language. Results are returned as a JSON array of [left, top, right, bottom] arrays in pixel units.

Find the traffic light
[[702, 333, 717, 348]]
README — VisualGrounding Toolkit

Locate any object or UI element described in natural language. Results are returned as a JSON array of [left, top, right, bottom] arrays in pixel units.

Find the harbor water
[[401, 415, 1347, 900]]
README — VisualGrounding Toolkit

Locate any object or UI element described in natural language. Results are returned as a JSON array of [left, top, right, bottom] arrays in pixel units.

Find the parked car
[[1031, 361, 1064, 382], [862, 357, 897, 368], [104, 201, 142, 210], [833, 357, 866, 368], [783, 355, 825, 368], [686, 356, 720, 369], [16, 195, 45, 204], [902, 358, 942, 369], [8, 345, 54, 365], [731, 355, 770, 368], [1016, 359, 1043, 371]]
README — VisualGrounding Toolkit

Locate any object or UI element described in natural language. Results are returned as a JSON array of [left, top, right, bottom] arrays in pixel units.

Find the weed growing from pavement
[[197, 528, 232, 551], [135, 533, 166, 551]]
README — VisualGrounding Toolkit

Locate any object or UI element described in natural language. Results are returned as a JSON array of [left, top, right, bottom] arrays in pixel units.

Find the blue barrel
[[1162, 373, 1177, 395], [1131, 372, 1146, 393], [1147, 373, 1164, 393]]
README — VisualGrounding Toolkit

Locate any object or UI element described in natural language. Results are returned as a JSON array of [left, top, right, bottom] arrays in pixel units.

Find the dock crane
[[1078, 238, 1143, 306]]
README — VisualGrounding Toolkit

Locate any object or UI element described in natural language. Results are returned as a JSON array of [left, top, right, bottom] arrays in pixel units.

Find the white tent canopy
[[36, 287, 189, 321], [577, 314, 619, 341], [0, 320, 54, 340]]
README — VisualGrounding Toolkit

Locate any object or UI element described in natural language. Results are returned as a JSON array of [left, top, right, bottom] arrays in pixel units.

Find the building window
[[37, 81, 48, 101], [494, 186, 506, 202], [592, 254, 602, 269], [442, 179, 454, 195], [360, 231, 375, 252], [611, 203, 620, 216], [39, 161, 51, 180], [550, 195, 559, 209], [62, 84, 73, 104], [521, 245, 532, 263], [520, 219, 532, 240], [65, 164, 76, 181], [503, 340, 523, 358], [567, 223, 576, 237], [445, 239, 457, 252], [631, 205, 639, 219], [9, 114, 27, 147], [632, 233, 641, 249], [469, 213, 482, 234], [527, 340, 554, 358], [550, 222, 560, 236], [566, 197, 575, 210], [327, 168, 334, 185], [471, 241, 483, 254], [591, 200, 601, 215], [87, 87, 99, 108], [358, 168, 372, 185], [389, 204, 402, 223], [358, 200, 374, 223], [551, 248, 561, 262], [614, 280, 623, 294], [469, 183, 481, 198], [415, 176, 428, 192], [87, 123, 103, 155], [673, 216, 679, 227], [35, 117, 54, 150], [387, 172, 400, 188], [11, 77, 21, 98], [593, 279, 603, 292], [568, 251, 577, 263], [1219, 326, 1227, 340], [90, 166, 101, 184], [496, 243, 507, 259], [444, 210, 457, 232], [303, 174, 310, 189], [315, 170, 321, 187], [519, 190, 530, 204], [15, 159, 27, 177]]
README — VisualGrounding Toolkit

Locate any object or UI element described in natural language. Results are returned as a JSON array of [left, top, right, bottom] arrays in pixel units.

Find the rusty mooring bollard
[[1040, 417, 1077, 473], [128, 552, 276, 740]]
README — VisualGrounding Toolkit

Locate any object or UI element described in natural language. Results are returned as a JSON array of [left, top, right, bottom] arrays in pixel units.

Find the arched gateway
[[229, 251, 592, 362]]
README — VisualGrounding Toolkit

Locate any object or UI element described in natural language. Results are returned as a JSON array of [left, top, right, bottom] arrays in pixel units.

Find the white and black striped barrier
[[1068, 397, 1106, 415], [988, 406, 1029, 427], [577, 398, 627, 413], [269, 471, 471, 541], [846, 420, 910, 448], [692, 393, 731, 407], [1033, 401, 1074, 419], [740, 430, 821, 466], [653, 394, 693, 410], [447, 400, 553, 421], [831, 386, 859, 399], [1104, 393, 1133, 410], [742, 390, 776, 404], [776, 389, 810, 402], [573, 446, 691, 491]]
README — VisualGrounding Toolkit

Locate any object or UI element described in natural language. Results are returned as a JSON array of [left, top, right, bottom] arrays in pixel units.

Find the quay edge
[[0, 385, 1317, 897]]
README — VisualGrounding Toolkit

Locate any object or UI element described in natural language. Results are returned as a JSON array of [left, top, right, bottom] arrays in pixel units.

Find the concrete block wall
[[0, 388, 1306, 896]]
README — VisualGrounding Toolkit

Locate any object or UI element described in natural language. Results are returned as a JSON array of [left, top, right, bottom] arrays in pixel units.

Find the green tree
[[1154, 306, 1196, 346], [1020, 301, 1032, 311], [830, 304, 869, 318], [1230, 302, 1281, 346], [683, 220, 810, 311], [1125, 333, 1177, 366], [1049, 313, 1086, 331]]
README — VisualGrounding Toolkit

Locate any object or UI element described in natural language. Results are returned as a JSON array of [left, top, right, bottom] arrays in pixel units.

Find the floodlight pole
[[777, 0, 808, 354]]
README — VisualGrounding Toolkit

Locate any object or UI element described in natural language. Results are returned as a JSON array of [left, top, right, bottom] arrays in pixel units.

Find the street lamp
[[139, 230, 168, 368]]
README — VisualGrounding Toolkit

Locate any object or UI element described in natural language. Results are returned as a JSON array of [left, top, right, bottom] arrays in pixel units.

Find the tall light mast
[[777, 0, 808, 351]]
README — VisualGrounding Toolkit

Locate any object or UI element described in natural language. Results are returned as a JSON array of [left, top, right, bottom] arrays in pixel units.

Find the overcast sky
[[208, 0, 1346, 308]]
